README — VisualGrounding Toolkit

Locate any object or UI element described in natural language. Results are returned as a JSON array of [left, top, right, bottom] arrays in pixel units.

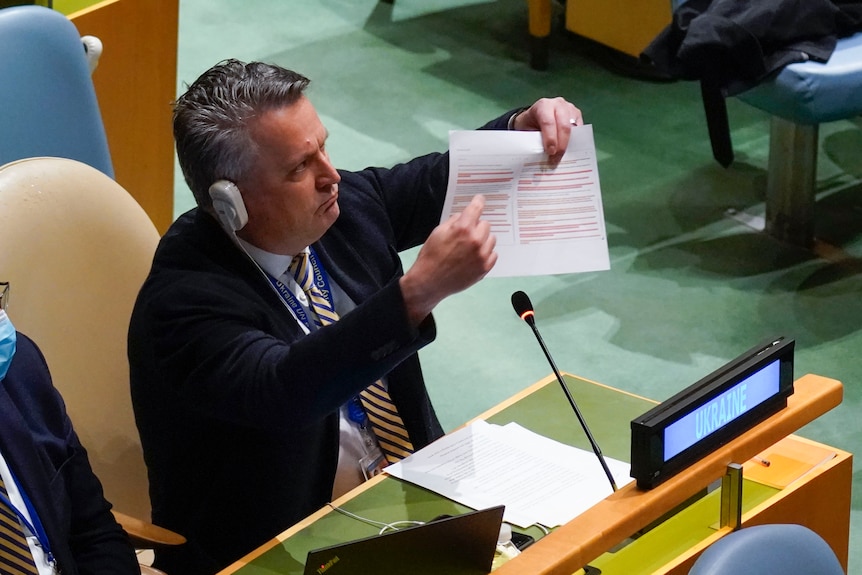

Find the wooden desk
[[218, 373, 850, 575]]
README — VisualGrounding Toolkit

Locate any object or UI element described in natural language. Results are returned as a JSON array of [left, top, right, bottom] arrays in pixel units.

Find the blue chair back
[[0, 5, 113, 177], [689, 524, 844, 575]]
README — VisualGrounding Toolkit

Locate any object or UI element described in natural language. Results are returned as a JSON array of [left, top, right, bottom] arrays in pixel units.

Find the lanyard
[[1, 468, 56, 569], [267, 251, 370, 425], [347, 396, 369, 426], [267, 248, 335, 330]]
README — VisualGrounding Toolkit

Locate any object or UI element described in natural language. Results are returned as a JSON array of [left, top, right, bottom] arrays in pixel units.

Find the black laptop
[[303, 505, 505, 575]]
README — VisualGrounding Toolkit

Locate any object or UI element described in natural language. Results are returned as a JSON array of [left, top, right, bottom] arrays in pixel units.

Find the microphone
[[511, 291, 618, 492]]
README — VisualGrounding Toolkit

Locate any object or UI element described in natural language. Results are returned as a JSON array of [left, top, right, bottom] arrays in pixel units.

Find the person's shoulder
[[11, 332, 46, 367], [138, 218, 258, 314], [160, 207, 204, 243], [3, 332, 56, 403], [337, 168, 375, 188], [153, 208, 230, 268]]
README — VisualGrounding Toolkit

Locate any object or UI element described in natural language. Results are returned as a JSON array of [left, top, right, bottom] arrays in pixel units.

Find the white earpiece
[[209, 180, 248, 233]]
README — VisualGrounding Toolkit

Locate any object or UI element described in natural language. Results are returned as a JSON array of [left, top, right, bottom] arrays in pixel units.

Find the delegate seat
[[0, 5, 113, 176], [735, 32, 862, 247], [0, 157, 184, 574], [664, 0, 862, 248]]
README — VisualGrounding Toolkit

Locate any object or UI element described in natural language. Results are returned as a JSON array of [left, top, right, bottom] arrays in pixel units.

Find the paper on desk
[[441, 126, 609, 277], [385, 420, 631, 528]]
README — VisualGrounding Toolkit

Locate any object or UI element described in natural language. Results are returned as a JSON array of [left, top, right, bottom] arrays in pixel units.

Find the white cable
[[327, 503, 425, 535], [378, 520, 426, 534], [328, 502, 551, 540]]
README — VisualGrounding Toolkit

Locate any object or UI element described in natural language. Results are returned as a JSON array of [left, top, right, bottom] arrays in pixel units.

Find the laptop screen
[[304, 505, 505, 575]]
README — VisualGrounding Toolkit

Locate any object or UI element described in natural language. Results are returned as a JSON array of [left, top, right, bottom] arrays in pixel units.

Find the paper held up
[[385, 419, 632, 528], [441, 126, 610, 277]]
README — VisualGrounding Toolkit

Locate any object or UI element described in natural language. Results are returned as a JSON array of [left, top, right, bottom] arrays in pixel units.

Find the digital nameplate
[[663, 359, 780, 461], [630, 337, 794, 489]]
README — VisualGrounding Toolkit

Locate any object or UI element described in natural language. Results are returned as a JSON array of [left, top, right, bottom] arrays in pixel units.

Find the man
[[128, 59, 582, 574], [0, 305, 139, 574]]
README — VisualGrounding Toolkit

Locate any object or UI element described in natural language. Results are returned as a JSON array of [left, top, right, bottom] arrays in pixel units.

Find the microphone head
[[511, 291, 535, 325]]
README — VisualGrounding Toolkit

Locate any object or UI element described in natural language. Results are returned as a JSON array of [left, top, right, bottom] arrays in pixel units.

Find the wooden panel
[[69, 0, 178, 233], [526, 0, 552, 37], [566, 0, 671, 58], [740, 440, 852, 571], [659, 440, 851, 574]]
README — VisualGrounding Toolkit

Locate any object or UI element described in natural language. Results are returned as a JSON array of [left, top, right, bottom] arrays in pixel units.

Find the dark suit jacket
[[128, 112, 513, 575], [643, 0, 862, 95], [0, 332, 139, 575]]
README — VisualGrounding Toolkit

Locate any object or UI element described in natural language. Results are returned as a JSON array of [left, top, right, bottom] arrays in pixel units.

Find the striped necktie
[[288, 252, 414, 463], [0, 477, 39, 575]]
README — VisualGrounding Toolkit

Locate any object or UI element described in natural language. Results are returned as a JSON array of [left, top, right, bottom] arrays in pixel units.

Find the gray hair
[[173, 59, 310, 209]]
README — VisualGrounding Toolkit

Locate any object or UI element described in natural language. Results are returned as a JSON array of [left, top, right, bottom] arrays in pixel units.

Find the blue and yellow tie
[[289, 252, 414, 463], [0, 477, 39, 575]]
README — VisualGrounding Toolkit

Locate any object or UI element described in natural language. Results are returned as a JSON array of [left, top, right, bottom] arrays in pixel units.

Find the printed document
[[441, 126, 610, 277], [385, 420, 631, 528]]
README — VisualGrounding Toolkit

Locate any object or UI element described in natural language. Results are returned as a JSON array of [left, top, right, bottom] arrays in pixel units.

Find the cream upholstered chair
[[0, 157, 183, 571]]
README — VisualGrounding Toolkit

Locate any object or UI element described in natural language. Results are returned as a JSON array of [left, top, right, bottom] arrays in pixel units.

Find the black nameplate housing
[[630, 337, 795, 489]]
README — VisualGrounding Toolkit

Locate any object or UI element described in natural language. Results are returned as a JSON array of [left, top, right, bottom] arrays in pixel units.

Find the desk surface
[[219, 373, 849, 575]]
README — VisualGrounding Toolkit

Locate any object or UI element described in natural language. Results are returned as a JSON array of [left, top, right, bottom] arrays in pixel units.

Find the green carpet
[[175, 0, 862, 570]]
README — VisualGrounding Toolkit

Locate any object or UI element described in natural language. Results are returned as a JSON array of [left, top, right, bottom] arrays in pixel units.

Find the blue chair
[[665, 0, 862, 248], [736, 32, 862, 247], [0, 5, 113, 177], [689, 524, 844, 575]]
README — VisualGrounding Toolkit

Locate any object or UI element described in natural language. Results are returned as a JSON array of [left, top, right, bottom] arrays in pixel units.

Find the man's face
[[236, 96, 341, 255]]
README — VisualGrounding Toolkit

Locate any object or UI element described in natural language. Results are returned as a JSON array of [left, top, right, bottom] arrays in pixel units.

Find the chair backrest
[[0, 157, 159, 519], [0, 5, 113, 177], [689, 524, 845, 575]]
